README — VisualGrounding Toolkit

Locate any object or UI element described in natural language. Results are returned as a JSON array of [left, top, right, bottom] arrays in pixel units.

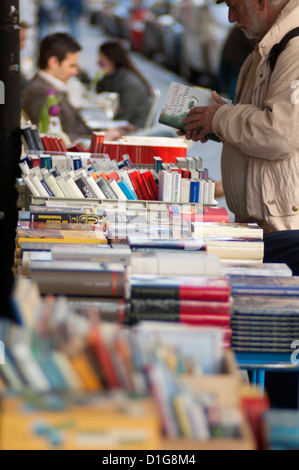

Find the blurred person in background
[[20, 21, 31, 91], [37, 0, 57, 41], [219, 25, 255, 101], [57, 0, 84, 40], [96, 40, 152, 129], [22, 33, 136, 142]]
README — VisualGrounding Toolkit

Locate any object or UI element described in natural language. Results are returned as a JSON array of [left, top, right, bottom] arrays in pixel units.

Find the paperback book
[[159, 81, 231, 141]]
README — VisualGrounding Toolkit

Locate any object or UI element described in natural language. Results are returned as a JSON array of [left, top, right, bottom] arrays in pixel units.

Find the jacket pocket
[[262, 155, 299, 217]]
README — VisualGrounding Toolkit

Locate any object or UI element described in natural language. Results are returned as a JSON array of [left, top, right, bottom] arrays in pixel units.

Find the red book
[[131, 277, 231, 301], [57, 138, 68, 152], [41, 135, 54, 151], [90, 132, 105, 154], [87, 325, 119, 388], [181, 169, 191, 179], [106, 171, 119, 181], [141, 170, 159, 200], [128, 169, 151, 200], [31, 155, 41, 168], [51, 137, 62, 152], [203, 206, 229, 223], [67, 142, 87, 153]]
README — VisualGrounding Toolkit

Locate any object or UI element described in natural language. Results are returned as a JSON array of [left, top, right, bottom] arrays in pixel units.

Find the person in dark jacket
[[96, 40, 152, 129]]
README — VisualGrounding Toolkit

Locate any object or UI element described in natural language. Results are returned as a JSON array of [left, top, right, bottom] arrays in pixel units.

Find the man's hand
[[104, 123, 137, 141], [177, 91, 228, 143]]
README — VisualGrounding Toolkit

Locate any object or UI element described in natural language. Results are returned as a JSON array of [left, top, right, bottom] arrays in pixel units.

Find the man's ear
[[47, 56, 59, 71], [258, 0, 267, 12]]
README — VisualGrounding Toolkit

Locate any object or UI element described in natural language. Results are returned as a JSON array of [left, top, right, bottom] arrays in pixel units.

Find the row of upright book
[[20, 150, 217, 205]]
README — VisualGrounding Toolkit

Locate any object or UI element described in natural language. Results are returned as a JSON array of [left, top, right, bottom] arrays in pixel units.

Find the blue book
[[72, 157, 82, 170], [118, 178, 138, 200], [189, 180, 199, 203], [40, 179, 55, 197]]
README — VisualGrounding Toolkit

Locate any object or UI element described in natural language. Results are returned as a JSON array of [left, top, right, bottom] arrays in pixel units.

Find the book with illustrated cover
[[159, 81, 231, 141]]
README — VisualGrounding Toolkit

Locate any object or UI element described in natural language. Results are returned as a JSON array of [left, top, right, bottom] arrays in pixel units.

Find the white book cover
[[180, 178, 191, 203], [191, 222, 264, 240], [56, 175, 74, 198], [109, 178, 127, 200], [118, 169, 137, 196], [171, 172, 181, 203], [159, 81, 231, 141], [44, 174, 66, 198], [29, 173, 50, 197], [64, 174, 85, 198], [130, 252, 221, 277], [158, 170, 172, 202], [85, 174, 106, 199], [198, 179, 205, 204], [23, 175, 40, 196], [207, 179, 215, 205]]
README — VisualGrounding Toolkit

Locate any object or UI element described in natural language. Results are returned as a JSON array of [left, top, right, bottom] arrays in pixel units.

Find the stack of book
[[190, 222, 264, 263], [230, 276, 299, 353], [90, 134, 188, 164], [129, 273, 232, 348]]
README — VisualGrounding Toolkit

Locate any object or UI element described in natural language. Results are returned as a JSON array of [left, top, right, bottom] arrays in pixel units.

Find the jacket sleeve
[[212, 41, 299, 161]]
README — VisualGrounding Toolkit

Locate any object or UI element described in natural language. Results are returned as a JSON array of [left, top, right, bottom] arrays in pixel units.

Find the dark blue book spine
[[190, 180, 199, 203]]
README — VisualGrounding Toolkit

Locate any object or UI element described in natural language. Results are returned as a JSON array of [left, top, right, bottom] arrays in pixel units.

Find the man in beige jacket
[[180, 0, 299, 410], [180, 0, 299, 235]]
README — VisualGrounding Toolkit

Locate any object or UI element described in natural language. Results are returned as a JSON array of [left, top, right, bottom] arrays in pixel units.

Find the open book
[[159, 81, 231, 142]]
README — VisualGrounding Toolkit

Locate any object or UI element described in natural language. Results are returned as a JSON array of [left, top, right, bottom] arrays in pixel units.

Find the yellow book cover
[[16, 228, 107, 246]]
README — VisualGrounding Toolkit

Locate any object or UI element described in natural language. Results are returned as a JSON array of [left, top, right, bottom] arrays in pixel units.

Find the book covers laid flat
[[159, 81, 231, 141]]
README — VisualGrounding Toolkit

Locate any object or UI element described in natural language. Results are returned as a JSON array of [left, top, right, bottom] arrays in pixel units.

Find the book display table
[[236, 352, 299, 394]]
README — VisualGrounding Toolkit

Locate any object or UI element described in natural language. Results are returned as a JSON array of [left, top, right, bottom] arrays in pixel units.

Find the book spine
[[109, 178, 127, 200], [22, 126, 37, 150], [44, 174, 66, 198], [190, 180, 200, 203], [171, 172, 181, 203], [141, 171, 157, 200], [129, 311, 230, 326], [23, 175, 41, 196], [55, 175, 75, 198], [29, 173, 51, 197], [131, 285, 230, 302], [40, 179, 55, 197], [96, 175, 118, 199], [128, 170, 147, 200], [117, 178, 138, 200], [64, 175, 85, 198], [31, 125, 45, 151], [75, 176, 97, 198], [85, 174, 106, 199], [130, 298, 231, 315]]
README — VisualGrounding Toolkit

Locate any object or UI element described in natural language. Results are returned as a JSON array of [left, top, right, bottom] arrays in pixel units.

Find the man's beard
[[238, 3, 266, 40]]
